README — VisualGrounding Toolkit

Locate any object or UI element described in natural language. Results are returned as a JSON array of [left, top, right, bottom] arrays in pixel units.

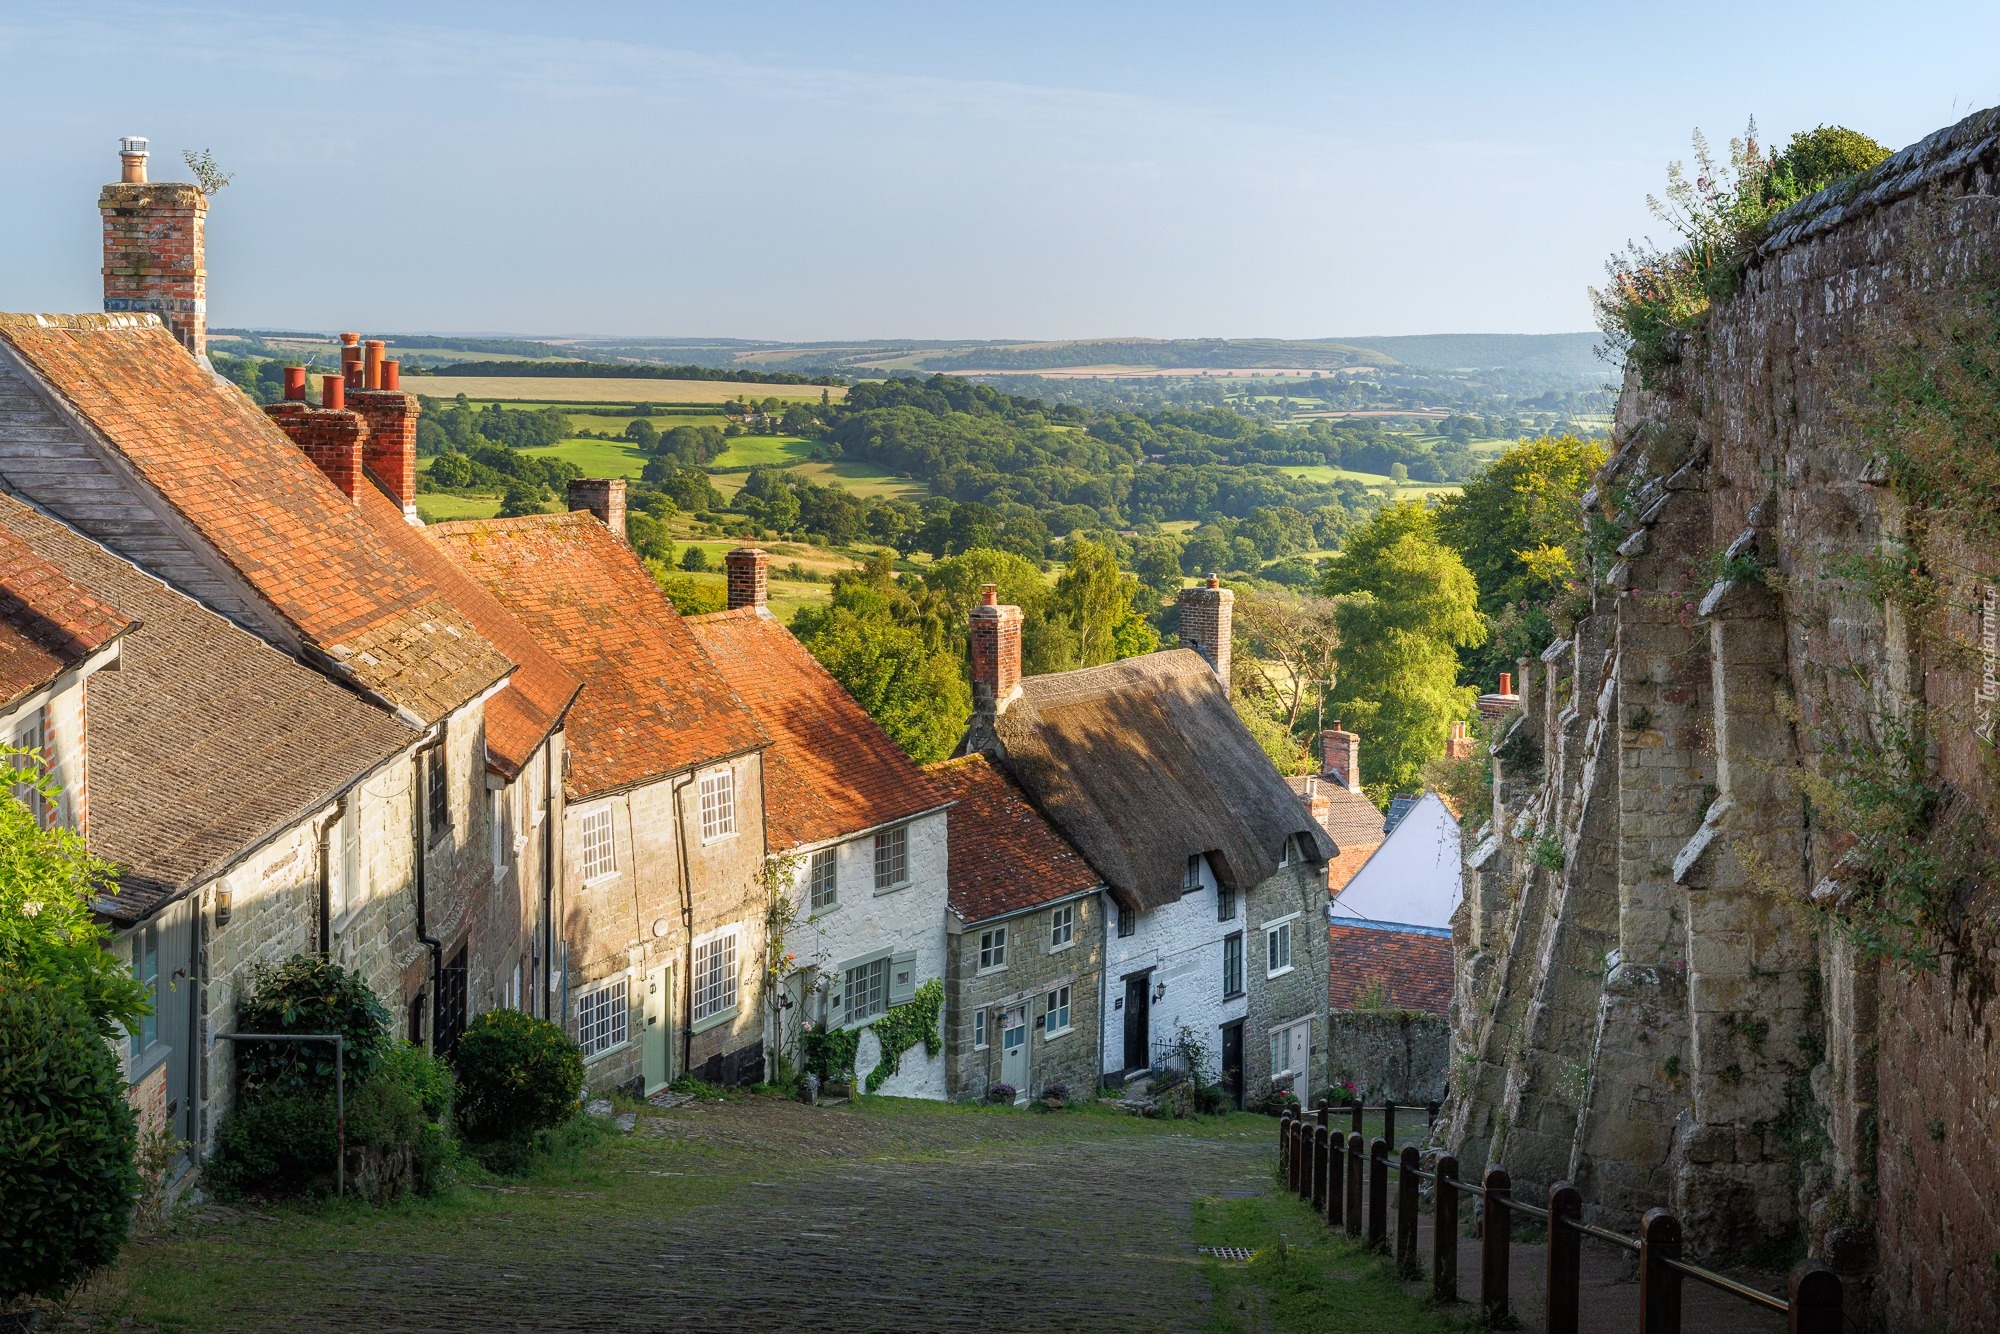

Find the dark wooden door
[[1220, 1020, 1244, 1110], [1122, 972, 1151, 1072]]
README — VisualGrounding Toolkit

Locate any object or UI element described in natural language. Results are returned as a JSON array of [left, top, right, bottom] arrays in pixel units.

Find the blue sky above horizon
[[4, 2, 1996, 342]]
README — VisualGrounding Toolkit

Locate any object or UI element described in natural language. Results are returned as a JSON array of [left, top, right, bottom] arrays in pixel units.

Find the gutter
[[670, 771, 697, 1078]]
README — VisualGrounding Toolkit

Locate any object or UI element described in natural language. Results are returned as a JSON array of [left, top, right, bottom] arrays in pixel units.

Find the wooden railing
[[1276, 1100, 1842, 1333]]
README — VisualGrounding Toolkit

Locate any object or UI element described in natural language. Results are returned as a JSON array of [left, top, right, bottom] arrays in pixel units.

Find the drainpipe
[[670, 772, 698, 1078], [413, 741, 443, 1051], [540, 741, 556, 1022], [317, 795, 346, 956], [1096, 889, 1109, 1093]]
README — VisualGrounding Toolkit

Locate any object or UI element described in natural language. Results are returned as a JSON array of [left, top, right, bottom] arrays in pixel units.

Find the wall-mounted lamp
[[214, 886, 233, 926], [1153, 980, 1167, 1003]]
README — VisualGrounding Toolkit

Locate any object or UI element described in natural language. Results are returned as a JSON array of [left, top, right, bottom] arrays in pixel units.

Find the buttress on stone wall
[[1444, 106, 2000, 1329]]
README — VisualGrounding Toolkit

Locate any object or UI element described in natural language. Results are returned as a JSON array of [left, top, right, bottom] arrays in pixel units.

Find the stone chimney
[[724, 547, 770, 611], [1177, 574, 1233, 691], [1320, 722, 1361, 793], [969, 583, 1023, 715], [1447, 720, 1475, 761], [100, 137, 209, 362], [568, 478, 627, 538]]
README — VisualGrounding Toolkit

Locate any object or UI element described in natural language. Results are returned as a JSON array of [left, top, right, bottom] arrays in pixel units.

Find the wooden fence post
[[1368, 1138, 1389, 1251], [1433, 1153, 1459, 1304], [1316, 1097, 1330, 1131], [1312, 1126, 1329, 1214], [1383, 1099, 1397, 1150], [1396, 1145, 1421, 1277], [1299, 1122, 1316, 1204], [1278, 1107, 1293, 1184], [1351, 1096, 1364, 1137], [1480, 1167, 1511, 1323], [1788, 1260, 1842, 1334], [1326, 1121, 1345, 1228], [1546, 1181, 1582, 1334], [1345, 1132, 1364, 1238], [1639, 1208, 1682, 1334]]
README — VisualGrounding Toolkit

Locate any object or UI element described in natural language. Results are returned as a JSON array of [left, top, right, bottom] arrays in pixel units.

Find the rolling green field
[[1276, 465, 1462, 500], [710, 435, 816, 469]]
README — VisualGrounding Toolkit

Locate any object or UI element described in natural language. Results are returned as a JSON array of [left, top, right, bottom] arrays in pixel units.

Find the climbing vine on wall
[[800, 980, 944, 1094]]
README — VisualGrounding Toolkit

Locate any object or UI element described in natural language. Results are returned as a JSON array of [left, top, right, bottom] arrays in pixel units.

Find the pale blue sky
[[4, 2, 1995, 340]]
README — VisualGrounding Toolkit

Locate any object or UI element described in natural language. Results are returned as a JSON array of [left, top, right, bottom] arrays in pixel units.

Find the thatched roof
[[979, 648, 1333, 912]]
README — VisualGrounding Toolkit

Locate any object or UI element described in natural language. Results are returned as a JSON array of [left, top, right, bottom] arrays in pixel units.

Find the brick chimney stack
[[351, 384, 422, 523], [724, 547, 770, 611], [100, 137, 209, 362], [1320, 722, 1362, 794], [568, 478, 628, 540], [1177, 574, 1233, 692], [969, 583, 1023, 715], [1446, 720, 1475, 761], [266, 399, 366, 501]]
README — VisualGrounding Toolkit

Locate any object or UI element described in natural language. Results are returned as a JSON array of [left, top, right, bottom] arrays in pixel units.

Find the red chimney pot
[[381, 361, 400, 391], [363, 340, 385, 390], [282, 366, 307, 400], [322, 376, 345, 411], [980, 583, 998, 606], [1499, 672, 1513, 696]]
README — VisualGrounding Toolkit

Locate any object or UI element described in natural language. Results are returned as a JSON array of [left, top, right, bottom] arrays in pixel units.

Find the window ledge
[[976, 964, 1007, 976], [1222, 989, 1246, 1001], [582, 870, 621, 889], [809, 901, 840, 917], [1042, 1025, 1073, 1041], [690, 1004, 739, 1035], [1266, 964, 1296, 981], [699, 831, 739, 847], [1049, 940, 1075, 954], [582, 1039, 633, 1065], [872, 881, 910, 897]]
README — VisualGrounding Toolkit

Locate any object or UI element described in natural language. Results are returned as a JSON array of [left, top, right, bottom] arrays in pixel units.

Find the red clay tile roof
[[425, 513, 766, 797], [927, 754, 1102, 923], [0, 525, 131, 708], [0, 314, 511, 723], [685, 606, 943, 848], [0, 495, 411, 924], [1327, 922, 1454, 1017], [350, 487, 576, 775]]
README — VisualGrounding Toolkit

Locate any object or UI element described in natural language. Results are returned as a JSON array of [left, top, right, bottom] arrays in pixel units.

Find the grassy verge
[[1193, 1190, 1467, 1334]]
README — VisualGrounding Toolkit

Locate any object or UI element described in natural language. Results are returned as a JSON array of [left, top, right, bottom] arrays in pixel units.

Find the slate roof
[[0, 495, 412, 924], [0, 525, 132, 709], [926, 754, 1103, 924], [1327, 921, 1454, 1017], [685, 606, 943, 849], [425, 513, 766, 798], [1286, 775, 1386, 850], [980, 649, 1333, 912], [0, 314, 512, 724]]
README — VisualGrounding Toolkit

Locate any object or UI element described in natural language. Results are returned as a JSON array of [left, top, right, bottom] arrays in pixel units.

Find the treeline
[[420, 360, 843, 386]]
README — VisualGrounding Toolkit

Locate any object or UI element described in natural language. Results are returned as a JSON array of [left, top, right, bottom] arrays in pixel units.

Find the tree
[[1321, 502, 1485, 796], [1232, 588, 1347, 740], [497, 481, 552, 518], [1051, 537, 1155, 669], [0, 751, 147, 1037], [1433, 434, 1605, 684], [793, 606, 970, 763], [623, 418, 660, 453]]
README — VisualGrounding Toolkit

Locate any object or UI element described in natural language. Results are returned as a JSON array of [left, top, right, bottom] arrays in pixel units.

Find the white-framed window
[[577, 977, 630, 1057], [1217, 882, 1236, 922], [1049, 903, 1075, 951], [1269, 1016, 1312, 1080], [873, 825, 909, 892], [11, 719, 45, 827], [889, 952, 917, 1006], [973, 1008, 988, 1049], [579, 806, 616, 881], [693, 928, 739, 1023], [808, 847, 838, 911], [1184, 853, 1203, 891], [698, 766, 736, 842], [1265, 917, 1294, 977], [1116, 901, 1136, 938], [1042, 984, 1071, 1037], [844, 955, 889, 1024], [979, 926, 1007, 972], [1223, 931, 1244, 998]]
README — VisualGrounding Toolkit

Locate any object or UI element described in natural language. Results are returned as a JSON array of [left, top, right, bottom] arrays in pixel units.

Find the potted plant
[[986, 1083, 1017, 1105], [1038, 1082, 1068, 1111]]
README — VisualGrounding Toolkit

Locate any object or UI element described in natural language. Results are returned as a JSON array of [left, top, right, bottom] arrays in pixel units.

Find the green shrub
[[206, 1087, 338, 1199], [380, 1039, 454, 1122], [451, 1009, 584, 1142], [235, 953, 392, 1097], [0, 983, 139, 1305]]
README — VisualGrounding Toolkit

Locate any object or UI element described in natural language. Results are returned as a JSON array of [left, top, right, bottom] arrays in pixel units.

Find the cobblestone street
[[72, 1099, 1282, 1333]]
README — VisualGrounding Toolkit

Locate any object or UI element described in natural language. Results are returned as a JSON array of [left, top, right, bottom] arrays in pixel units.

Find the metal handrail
[[216, 1032, 346, 1197], [1660, 1254, 1790, 1313], [1563, 1217, 1641, 1254]]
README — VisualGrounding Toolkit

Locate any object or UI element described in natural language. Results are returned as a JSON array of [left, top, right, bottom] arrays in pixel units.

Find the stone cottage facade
[[687, 548, 952, 1099], [957, 580, 1334, 1109], [427, 509, 772, 1095], [928, 753, 1106, 1103]]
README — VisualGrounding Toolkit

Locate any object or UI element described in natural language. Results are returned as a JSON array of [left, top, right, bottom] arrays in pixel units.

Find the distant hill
[[914, 337, 1394, 373], [1332, 333, 1606, 378]]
